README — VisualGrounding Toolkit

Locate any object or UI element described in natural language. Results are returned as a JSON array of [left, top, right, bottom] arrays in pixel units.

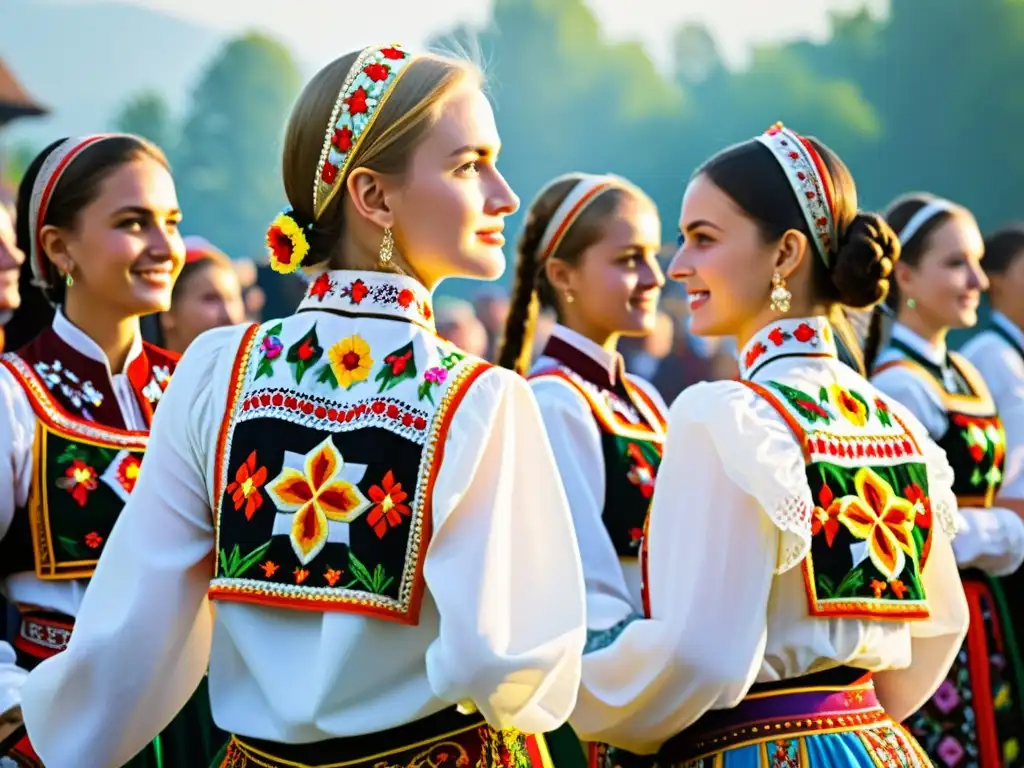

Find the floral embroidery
[[255, 322, 284, 380], [217, 541, 272, 578], [294, 567, 309, 584], [265, 210, 310, 275], [34, 359, 104, 417], [625, 442, 656, 499], [417, 366, 447, 405], [768, 321, 819, 347], [324, 567, 343, 586], [768, 739, 800, 767], [873, 397, 893, 427], [366, 470, 411, 538], [57, 458, 99, 506], [744, 341, 768, 370], [830, 384, 870, 427], [376, 341, 417, 393], [309, 272, 333, 301], [259, 560, 279, 577], [812, 482, 841, 546], [952, 413, 1005, 488], [836, 467, 919, 580], [84, 531, 103, 549], [226, 450, 268, 520], [319, 334, 374, 390], [768, 381, 834, 424], [333, 277, 433, 322], [265, 437, 371, 565], [114, 454, 141, 494], [286, 324, 323, 384], [438, 346, 465, 370]]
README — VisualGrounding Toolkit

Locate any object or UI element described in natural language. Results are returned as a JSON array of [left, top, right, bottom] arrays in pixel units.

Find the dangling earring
[[64, 271, 74, 288], [906, 297, 917, 310], [378, 227, 394, 267], [769, 271, 791, 314], [564, 290, 575, 305]]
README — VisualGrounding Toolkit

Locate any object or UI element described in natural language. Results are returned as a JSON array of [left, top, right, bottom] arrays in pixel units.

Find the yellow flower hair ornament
[[266, 208, 312, 275]]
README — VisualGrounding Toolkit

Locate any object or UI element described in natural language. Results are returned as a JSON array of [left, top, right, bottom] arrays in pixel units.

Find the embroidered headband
[[896, 199, 957, 245], [28, 133, 128, 290], [535, 174, 621, 263], [312, 44, 415, 221], [755, 122, 837, 267]]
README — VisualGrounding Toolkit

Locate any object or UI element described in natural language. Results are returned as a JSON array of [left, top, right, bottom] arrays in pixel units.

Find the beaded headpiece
[[535, 173, 623, 264], [28, 134, 128, 290], [755, 122, 837, 267], [313, 44, 416, 221]]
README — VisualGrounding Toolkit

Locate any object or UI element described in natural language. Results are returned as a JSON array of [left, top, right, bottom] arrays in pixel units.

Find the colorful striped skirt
[[657, 668, 931, 767]]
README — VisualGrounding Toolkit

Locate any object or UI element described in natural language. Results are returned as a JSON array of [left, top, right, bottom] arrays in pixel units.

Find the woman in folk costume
[[0, 199, 25, 352], [496, 173, 667, 768], [20, 44, 587, 768], [143, 235, 245, 355], [866, 195, 1024, 767], [566, 123, 969, 766], [0, 134, 228, 766]]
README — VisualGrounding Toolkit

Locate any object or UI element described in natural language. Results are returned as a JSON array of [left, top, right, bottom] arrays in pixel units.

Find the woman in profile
[[20, 45, 586, 768], [569, 124, 967, 766]]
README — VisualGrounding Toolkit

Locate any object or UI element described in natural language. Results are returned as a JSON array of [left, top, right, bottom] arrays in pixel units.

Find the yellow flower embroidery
[[830, 384, 869, 427], [328, 334, 374, 389], [266, 437, 370, 564], [837, 467, 917, 579]]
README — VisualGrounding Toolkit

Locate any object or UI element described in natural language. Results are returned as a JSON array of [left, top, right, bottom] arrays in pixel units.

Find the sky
[[58, 0, 886, 71]]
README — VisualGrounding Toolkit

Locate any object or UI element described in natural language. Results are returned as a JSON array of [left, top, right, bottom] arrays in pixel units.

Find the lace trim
[[768, 494, 814, 574], [584, 611, 643, 654], [933, 496, 959, 539]]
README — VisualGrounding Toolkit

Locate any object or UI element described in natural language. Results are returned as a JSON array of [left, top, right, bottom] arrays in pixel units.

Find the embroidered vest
[[0, 330, 177, 579], [748, 378, 934, 619], [530, 361, 665, 558], [875, 345, 1004, 508], [209, 313, 489, 624]]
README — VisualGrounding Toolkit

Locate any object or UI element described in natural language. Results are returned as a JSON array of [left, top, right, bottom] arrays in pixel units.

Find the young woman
[[0, 134, 227, 766], [144, 235, 246, 354], [565, 123, 968, 766], [20, 45, 587, 768], [0, 199, 25, 351], [867, 195, 1024, 767], [498, 172, 667, 768]]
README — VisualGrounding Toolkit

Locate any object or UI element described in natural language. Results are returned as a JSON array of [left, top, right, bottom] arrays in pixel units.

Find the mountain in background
[[0, 0, 227, 149]]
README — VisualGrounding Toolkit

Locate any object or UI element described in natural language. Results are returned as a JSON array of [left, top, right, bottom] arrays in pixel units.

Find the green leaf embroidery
[[286, 324, 323, 384], [375, 341, 417, 393], [971, 466, 984, 487], [834, 567, 866, 597], [58, 535, 87, 558], [347, 551, 394, 594], [56, 443, 87, 466], [255, 322, 284, 380], [768, 381, 833, 424], [849, 389, 871, 420], [315, 362, 339, 389], [818, 386, 829, 405], [417, 378, 435, 405], [816, 573, 836, 598], [219, 541, 273, 578], [819, 463, 850, 497], [438, 345, 465, 371]]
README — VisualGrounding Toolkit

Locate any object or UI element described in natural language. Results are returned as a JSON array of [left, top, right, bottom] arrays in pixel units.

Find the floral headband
[[28, 134, 128, 290], [267, 44, 415, 275], [755, 122, 837, 267], [535, 173, 622, 264]]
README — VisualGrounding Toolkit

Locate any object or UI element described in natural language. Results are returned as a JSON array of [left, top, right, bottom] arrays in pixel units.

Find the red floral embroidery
[[397, 288, 414, 308], [343, 279, 369, 304], [324, 567, 343, 586], [84, 531, 104, 549], [625, 443, 656, 499], [367, 471, 411, 538], [260, 560, 279, 577], [793, 322, 817, 343], [294, 567, 309, 584], [812, 482, 841, 546], [380, 47, 405, 60], [309, 273, 333, 301], [321, 163, 337, 184], [115, 454, 142, 494], [226, 450, 268, 520], [346, 87, 369, 115], [332, 126, 353, 152], [767, 327, 786, 346], [385, 348, 413, 377], [240, 394, 429, 432], [744, 341, 768, 369], [62, 459, 98, 507], [363, 62, 390, 82]]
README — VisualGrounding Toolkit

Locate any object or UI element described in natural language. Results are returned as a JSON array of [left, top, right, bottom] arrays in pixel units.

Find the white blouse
[[0, 310, 147, 716], [569, 316, 969, 755], [873, 322, 1024, 576], [961, 311, 1024, 499], [529, 324, 667, 625], [20, 299, 587, 768]]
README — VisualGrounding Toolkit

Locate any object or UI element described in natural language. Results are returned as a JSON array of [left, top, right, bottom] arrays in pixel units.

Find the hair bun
[[828, 212, 900, 310]]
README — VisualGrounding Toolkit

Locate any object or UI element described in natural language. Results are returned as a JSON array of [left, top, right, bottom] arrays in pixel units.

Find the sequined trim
[[584, 612, 642, 654]]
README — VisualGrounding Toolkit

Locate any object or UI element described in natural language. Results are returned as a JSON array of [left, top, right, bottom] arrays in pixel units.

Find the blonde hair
[[282, 50, 481, 268]]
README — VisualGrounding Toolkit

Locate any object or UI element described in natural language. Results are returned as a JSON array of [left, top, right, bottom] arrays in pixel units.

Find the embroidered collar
[[54, 307, 144, 376], [739, 316, 837, 379], [541, 324, 624, 389], [889, 323, 947, 368], [297, 270, 435, 332], [992, 311, 1024, 352]]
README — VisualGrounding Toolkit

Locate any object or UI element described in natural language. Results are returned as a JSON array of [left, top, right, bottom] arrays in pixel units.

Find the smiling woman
[[18, 45, 586, 768], [0, 134, 226, 766]]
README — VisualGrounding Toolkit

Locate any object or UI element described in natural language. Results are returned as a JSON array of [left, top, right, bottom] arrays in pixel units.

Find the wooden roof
[[0, 56, 47, 124]]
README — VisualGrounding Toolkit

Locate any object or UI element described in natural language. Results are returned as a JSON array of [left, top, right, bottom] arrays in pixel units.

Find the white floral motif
[[34, 359, 104, 419]]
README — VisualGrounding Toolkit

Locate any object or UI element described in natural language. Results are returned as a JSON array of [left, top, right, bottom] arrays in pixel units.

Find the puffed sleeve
[[20, 325, 247, 768], [424, 367, 587, 735], [530, 375, 639, 625], [872, 399, 969, 720], [570, 381, 814, 754], [0, 364, 38, 715]]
